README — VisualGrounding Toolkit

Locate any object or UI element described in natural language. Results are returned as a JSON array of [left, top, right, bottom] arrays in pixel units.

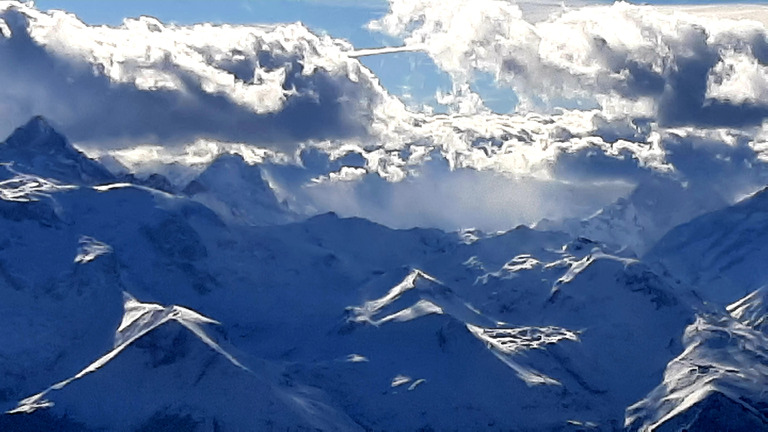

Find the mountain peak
[[182, 152, 295, 226], [24, 115, 53, 131], [4, 116, 67, 151], [0, 116, 115, 185]]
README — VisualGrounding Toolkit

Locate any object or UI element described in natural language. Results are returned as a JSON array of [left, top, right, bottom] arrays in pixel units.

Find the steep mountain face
[[0, 117, 115, 185], [0, 116, 765, 432], [3, 293, 365, 432], [539, 178, 728, 256], [182, 153, 295, 226], [626, 290, 768, 431], [0, 234, 124, 410], [453, 244, 694, 425], [729, 287, 768, 332], [646, 187, 768, 304], [624, 189, 768, 431]]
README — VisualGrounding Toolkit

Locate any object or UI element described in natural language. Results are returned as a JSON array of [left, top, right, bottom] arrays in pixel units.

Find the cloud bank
[[4, 1, 768, 241], [0, 2, 385, 149]]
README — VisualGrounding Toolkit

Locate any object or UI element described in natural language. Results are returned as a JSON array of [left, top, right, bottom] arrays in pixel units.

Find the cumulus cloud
[[87, 139, 291, 186], [0, 2, 386, 150], [706, 50, 768, 105], [371, 0, 768, 127]]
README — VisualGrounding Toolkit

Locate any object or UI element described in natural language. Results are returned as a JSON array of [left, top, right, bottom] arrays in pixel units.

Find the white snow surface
[[647, 186, 768, 304], [626, 294, 768, 431]]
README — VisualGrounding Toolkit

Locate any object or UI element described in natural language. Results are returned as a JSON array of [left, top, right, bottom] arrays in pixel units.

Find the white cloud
[[311, 166, 368, 183], [707, 50, 768, 105], [372, 1, 768, 127], [0, 0, 696, 184], [0, 1, 387, 150]]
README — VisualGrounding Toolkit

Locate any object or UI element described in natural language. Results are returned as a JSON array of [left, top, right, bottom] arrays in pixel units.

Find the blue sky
[[34, 0, 768, 45], [32, 0, 768, 113], [34, 1, 389, 45]]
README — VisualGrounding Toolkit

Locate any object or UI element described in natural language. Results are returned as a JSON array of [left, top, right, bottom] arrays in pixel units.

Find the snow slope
[[646, 186, 768, 304], [5, 292, 364, 432], [182, 152, 295, 226], [626, 289, 768, 431], [539, 177, 728, 256]]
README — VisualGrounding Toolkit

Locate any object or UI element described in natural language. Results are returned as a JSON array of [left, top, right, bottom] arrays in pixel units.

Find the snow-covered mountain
[[646, 186, 768, 304], [5, 0, 768, 428], [538, 177, 728, 256], [0, 115, 765, 432], [0, 117, 115, 185], [626, 289, 768, 431], [182, 153, 295, 226]]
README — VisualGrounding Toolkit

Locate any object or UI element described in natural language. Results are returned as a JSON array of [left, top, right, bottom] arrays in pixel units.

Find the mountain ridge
[[0, 115, 765, 431]]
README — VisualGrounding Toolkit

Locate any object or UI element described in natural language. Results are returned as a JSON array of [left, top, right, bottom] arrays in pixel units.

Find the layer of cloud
[[4, 1, 768, 240]]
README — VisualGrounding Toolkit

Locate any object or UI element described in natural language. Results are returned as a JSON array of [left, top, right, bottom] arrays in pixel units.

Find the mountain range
[[0, 116, 766, 431]]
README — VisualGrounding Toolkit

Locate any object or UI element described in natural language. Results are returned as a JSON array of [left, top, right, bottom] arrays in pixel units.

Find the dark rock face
[[655, 391, 768, 432], [1, 116, 115, 185]]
